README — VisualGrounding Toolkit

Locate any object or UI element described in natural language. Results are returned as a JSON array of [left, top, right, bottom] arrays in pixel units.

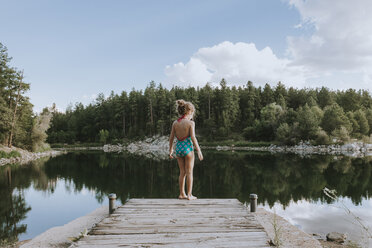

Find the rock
[[0, 146, 65, 167], [326, 232, 347, 243], [365, 143, 372, 151], [102, 136, 170, 160], [101, 138, 372, 159], [341, 143, 358, 151]]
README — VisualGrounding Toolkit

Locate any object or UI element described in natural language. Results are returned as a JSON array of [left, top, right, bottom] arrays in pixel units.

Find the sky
[[1, 0, 372, 112]]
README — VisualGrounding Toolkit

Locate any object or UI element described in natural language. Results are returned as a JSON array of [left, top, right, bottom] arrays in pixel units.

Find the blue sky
[[1, 0, 371, 112]]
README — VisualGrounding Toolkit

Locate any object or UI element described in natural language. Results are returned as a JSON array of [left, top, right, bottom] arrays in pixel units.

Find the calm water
[[1, 151, 372, 244]]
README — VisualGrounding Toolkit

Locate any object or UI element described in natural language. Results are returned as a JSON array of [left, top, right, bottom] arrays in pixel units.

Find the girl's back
[[173, 119, 192, 140]]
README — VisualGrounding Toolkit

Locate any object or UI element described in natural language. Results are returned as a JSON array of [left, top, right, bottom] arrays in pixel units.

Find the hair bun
[[176, 99, 185, 106], [176, 99, 195, 116]]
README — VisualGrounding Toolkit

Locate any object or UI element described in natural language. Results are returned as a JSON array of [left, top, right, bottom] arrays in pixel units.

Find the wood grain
[[73, 198, 270, 247]]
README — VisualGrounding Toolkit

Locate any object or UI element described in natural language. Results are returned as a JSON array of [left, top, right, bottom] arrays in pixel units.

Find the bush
[[99, 129, 110, 144], [314, 129, 331, 145], [243, 126, 256, 140], [362, 135, 372, 144], [216, 127, 228, 137], [332, 126, 350, 144], [0, 150, 21, 159], [276, 123, 290, 144], [275, 123, 300, 145], [35, 143, 51, 152]]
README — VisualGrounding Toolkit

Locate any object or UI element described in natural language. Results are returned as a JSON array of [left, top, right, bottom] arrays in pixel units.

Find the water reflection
[[264, 198, 372, 246], [0, 151, 371, 244]]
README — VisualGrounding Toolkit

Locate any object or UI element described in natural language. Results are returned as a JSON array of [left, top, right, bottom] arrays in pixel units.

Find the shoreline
[[255, 208, 322, 247], [207, 142, 372, 157], [54, 136, 372, 158], [0, 145, 66, 167]]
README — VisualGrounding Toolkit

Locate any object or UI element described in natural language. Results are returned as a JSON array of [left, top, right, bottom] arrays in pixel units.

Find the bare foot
[[187, 195, 197, 200], [178, 195, 187, 200]]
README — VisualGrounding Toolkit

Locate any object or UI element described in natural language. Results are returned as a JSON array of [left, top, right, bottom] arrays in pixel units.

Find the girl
[[169, 99, 203, 200]]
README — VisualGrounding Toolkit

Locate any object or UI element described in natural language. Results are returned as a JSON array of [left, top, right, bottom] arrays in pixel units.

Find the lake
[[1, 150, 371, 245]]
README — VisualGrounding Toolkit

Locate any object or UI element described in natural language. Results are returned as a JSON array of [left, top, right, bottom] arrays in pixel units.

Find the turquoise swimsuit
[[175, 136, 194, 157]]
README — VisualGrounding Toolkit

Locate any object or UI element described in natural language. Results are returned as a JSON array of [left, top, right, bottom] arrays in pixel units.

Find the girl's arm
[[190, 121, 203, 161], [169, 122, 176, 158]]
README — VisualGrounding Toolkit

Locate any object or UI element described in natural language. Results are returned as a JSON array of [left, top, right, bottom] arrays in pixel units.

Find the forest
[[0, 42, 49, 152], [2, 41, 372, 148], [47, 80, 372, 146]]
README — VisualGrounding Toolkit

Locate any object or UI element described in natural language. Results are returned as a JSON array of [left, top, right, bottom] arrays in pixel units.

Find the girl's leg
[[185, 152, 197, 200], [176, 157, 187, 199]]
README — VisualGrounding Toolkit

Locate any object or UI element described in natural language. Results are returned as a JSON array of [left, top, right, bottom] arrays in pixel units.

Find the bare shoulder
[[189, 120, 195, 127], [172, 120, 178, 126]]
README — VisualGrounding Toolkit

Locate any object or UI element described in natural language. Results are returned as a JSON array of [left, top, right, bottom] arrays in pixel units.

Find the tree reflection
[[41, 151, 372, 208], [1, 151, 372, 244], [0, 167, 31, 245]]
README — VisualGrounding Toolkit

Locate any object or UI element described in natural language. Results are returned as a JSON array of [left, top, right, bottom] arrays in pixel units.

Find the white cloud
[[287, 0, 372, 89], [165, 41, 306, 88], [165, 0, 372, 91], [165, 58, 212, 87]]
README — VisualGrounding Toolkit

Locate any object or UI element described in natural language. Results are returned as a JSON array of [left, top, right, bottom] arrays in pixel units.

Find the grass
[[323, 187, 371, 247], [0, 150, 21, 159], [69, 229, 88, 242], [270, 208, 283, 247], [0, 237, 18, 246]]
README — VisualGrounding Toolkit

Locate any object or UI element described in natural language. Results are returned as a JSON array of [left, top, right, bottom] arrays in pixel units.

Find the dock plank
[[73, 199, 270, 247]]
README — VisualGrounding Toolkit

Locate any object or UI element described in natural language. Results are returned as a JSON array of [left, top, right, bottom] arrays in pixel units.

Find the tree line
[[47, 79, 372, 145], [0, 42, 50, 151]]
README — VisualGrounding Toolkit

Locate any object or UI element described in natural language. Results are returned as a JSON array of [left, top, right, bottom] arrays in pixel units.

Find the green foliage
[[365, 109, 372, 135], [0, 42, 41, 151], [321, 104, 351, 133], [0, 150, 21, 159], [99, 129, 109, 144], [361, 135, 372, 144], [34, 143, 51, 152], [332, 126, 350, 144], [353, 109, 369, 136], [276, 123, 291, 144], [31, 107, 53, 152], [314, 129, 331, 145], [275, 122, 301, 145], [317, 87, 335, 109], [259, 103, 284, 140], [50, 142, 101, 148], [297, 104, 320, 140], [44, 79, 372, 145]]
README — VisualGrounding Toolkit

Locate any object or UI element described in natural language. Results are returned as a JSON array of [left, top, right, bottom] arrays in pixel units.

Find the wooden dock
[[73, 198, 270, 247]]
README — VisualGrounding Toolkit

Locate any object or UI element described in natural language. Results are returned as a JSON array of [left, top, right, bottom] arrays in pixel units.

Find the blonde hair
[[176, 99, 195, 116]]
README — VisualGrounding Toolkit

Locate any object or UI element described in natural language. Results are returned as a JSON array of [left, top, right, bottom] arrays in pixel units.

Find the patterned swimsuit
[[175, 115, 194, 157], [175, 136, 194, 157]]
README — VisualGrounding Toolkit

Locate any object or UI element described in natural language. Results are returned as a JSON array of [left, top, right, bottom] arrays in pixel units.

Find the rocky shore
[[103, 136, 169, 160], [214, 141, 372, 157], [0, 145, 65, 167], [101, 136, 372, 159]]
